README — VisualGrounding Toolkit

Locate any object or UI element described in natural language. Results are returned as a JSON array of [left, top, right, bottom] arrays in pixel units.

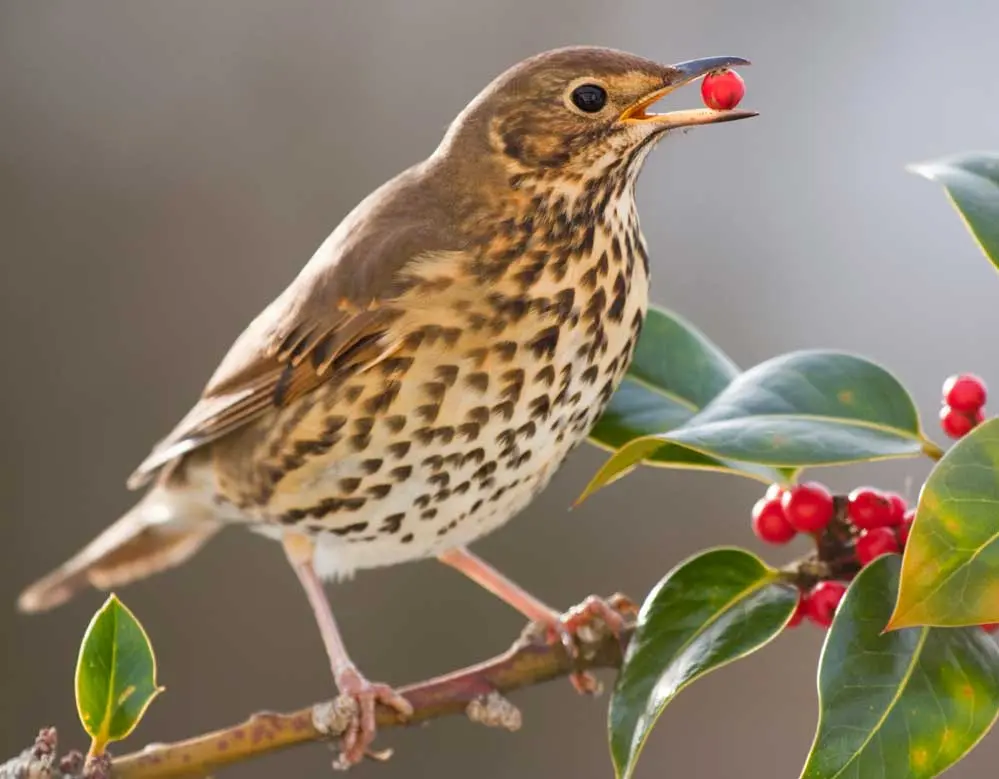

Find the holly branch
[[1, 603, 632, 779]]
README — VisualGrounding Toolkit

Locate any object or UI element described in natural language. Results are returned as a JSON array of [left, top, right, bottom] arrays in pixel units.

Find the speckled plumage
[[215, 164, 651, 579], [19, 44, 754, 766]]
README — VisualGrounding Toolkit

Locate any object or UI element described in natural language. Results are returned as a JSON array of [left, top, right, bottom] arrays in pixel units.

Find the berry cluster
[[939, 373, 987, 439], [747, 372, 995, 632], [752, 482, 911, 628]]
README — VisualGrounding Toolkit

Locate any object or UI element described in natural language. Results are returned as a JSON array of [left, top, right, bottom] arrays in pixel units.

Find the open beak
[[619, 55, 758, 129]]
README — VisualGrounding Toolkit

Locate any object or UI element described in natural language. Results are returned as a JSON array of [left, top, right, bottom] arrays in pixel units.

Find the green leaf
[[590, 304, 740, 446], [588, 305, 784, 486], [889, 417, 999, 629], [802, 555, 999, 779], [75, 594, 163, 756], [609, 548, 798, 779], [910, 152, 999, 272], [581, 350, 926, 502]]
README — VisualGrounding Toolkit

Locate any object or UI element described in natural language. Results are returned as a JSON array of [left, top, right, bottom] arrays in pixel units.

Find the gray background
[[3, 1, 998, 777]]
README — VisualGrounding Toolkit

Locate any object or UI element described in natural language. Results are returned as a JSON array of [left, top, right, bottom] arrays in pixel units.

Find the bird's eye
[[570, 84, 607, 113]]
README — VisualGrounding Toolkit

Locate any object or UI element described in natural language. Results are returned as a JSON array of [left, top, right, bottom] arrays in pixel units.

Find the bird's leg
[[282, 533, 412, 768], [437, 547, 636, 694]]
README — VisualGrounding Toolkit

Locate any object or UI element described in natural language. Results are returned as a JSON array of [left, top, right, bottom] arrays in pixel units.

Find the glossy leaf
[[581, 350, 925, 502], [910, 152, 999, 271], [590, 304, 739, 447], [610, 548, 798, 779], [589, 306, 782, 484], [802, 555, 999, 779], [76, 594, 163, 756], [889, 417, 999, 629]]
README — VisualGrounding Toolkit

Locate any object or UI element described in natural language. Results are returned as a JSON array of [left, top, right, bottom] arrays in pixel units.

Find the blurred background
[[3, 1, 999, 776]]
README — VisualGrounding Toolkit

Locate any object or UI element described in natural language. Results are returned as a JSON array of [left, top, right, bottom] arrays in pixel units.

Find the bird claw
[[324, 667, 412, 770], [541, 593, 637, 696], [560, 593, 636, 638], [568, 669, 604, 696]]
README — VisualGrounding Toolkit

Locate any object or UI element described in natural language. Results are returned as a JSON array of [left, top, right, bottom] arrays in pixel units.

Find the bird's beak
[[618, 55, 758, 129]]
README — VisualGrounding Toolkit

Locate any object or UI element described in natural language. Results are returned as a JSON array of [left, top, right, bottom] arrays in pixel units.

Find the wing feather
[[127, 162, 459, 489]]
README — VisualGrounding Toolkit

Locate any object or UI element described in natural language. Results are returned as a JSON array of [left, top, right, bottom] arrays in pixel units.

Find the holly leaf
[[910, 152, 999, 272], [609, 547, 798, 779], [888, 417, 999, 629], [581, 350, 927, 503], [590, 304, 739, 446], [75, 594, 163, 756], [589, 306, 783, 485], [801, 555, 999, 779]]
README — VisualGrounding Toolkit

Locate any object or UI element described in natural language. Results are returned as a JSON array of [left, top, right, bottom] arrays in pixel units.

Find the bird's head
[[439, 46, 756, 181]]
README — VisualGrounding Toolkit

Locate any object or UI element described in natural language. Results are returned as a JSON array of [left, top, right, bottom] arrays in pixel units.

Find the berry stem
[[920, 438, 946, 462]]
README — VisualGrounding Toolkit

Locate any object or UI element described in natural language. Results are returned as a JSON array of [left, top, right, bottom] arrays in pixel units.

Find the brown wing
[[128, 165, 459, 489]]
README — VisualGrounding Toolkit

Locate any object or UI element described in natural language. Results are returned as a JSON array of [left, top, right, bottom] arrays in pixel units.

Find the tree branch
[[3, 536, 854, 779], [3, 608, 633, 779]]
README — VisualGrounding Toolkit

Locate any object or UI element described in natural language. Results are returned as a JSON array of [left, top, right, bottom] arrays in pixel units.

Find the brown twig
[[3, 610, 632, 779]]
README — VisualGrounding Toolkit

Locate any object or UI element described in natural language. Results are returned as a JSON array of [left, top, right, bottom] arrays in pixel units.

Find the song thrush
[[19, 46, 755, 765]]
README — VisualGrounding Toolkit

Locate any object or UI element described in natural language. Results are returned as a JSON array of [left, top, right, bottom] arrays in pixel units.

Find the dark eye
[[571, 83, 607, 113]]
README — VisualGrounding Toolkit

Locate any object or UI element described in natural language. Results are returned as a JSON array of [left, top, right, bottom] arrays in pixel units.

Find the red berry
[[943, 373, 987, 413], [897, 508, 915, 546], [846, 487, 895, 529], [781, 482, 835, 533], [700, 69, 745, 111], [940, 405, 982, 439], [883, 491, 907, 526], [786, 595, 806, 628], [804, 581, 848, 628], [751, 496, 796, 544], [855, 527, 901, 566]]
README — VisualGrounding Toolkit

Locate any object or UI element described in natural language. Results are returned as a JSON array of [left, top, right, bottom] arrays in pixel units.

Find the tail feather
[[18, 489, 221, 614]]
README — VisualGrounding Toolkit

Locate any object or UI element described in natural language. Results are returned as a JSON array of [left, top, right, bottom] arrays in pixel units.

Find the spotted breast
[[210, 159, 650, 580]]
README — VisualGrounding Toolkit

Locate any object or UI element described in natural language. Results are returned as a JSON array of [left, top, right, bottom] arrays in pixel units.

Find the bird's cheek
[[602, 124, 650, 157], [499, 129, 569, 169]]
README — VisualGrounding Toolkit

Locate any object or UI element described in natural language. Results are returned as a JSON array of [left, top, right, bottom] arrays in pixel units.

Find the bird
[[18, 46, 755, 767]]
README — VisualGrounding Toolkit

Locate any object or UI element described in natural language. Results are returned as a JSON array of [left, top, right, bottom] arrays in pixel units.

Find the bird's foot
[[536, 593, 639, 695], [318, 666, 413, 770]]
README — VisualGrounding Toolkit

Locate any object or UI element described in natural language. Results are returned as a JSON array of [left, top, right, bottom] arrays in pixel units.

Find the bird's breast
[[211, 189, 650, 577]]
